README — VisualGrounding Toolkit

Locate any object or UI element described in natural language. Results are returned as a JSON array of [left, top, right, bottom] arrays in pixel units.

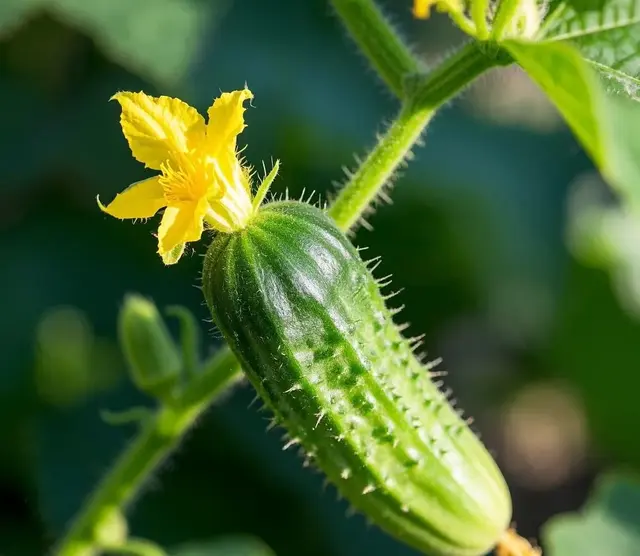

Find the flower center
[[159, 150, 254, 233], [159, 153, 210, 204]]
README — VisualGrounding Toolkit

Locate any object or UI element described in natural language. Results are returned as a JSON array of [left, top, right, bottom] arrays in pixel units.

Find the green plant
[[50, 0, 640, 555]]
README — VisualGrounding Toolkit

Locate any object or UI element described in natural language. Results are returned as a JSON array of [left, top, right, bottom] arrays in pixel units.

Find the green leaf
[[505, 40, 605, 166], [543, 473, 640, 555], [55, 0, 221, 85], [506, 40, 640, 206], [602, 91, 640, 198], [170, 537, 275, 556], [0, 0, 220, 86], [0, 0, 41, 38], [541, 0, 640, 99]]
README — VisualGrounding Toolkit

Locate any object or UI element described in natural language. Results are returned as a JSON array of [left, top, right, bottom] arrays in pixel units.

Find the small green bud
[[118, 294, 181, 400], [93, 506, 128, 547]]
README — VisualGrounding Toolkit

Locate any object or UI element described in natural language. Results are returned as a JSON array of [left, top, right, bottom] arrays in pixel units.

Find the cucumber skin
[[202, 201, 511, 556]]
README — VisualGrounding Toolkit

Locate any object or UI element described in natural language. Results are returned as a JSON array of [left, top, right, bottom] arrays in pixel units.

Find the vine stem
[[328, 42, 499, 231], [330, 0, 419, 98], [55, 2, 500, 555], [55, 349, 242, 556]]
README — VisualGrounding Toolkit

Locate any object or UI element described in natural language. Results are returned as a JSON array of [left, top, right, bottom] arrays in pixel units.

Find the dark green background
[[1, 0, 638, 554]]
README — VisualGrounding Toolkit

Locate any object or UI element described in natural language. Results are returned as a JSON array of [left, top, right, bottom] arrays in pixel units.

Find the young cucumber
[[202, 201, 511, 556]]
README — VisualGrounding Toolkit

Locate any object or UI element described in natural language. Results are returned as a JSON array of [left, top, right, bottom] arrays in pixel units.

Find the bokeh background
[[1, 0, 639, 554]]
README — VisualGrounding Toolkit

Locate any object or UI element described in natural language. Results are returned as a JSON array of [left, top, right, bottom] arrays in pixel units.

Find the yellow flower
[[412, 0, 463, 19], [413, 0, 433, 18], [99, 88, 260, 265]]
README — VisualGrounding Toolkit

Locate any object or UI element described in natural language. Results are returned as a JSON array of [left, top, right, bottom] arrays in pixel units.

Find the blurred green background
[[1, 0, 639, 554]]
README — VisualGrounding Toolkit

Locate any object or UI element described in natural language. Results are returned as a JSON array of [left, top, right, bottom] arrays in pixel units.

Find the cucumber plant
[[55, 0, 640, 555]]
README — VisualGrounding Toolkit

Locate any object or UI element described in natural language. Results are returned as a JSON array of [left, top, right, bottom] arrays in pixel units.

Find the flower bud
[[94, 506, 128, 547], [118, 294, 181, 400]]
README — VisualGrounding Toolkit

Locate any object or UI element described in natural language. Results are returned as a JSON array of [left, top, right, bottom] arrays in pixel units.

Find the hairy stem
[[329, 42, 498, 231], [55, 349, 242, 556], [330, 0, 419, 98], [328, 105, 433, 231]]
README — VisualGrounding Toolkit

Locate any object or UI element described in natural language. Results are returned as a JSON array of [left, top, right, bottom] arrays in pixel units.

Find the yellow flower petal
[[113, 91, 205, 170], [161, 243, 186, 265], [206, 88, 253, 154], [157, 201, 207, 259], [412, 0, 462, 18], [98, 176, 166, 219], [413, 0, 432, 18]]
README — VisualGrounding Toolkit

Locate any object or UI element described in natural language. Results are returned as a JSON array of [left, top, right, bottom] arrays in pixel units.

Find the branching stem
[[329, 42, 498, 231], [55, 349, 242, 556], [330, 0, 420, 98]]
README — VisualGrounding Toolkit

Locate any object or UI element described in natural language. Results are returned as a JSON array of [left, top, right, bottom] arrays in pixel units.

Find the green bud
[[93, 506, 128, 547], [118, 294, 181, 400]]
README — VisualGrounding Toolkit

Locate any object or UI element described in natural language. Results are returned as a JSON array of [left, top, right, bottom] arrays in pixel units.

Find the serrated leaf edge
[[542, 1, 640, 42]]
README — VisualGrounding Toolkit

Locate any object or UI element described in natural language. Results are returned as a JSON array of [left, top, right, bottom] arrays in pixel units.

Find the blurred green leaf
[[507, 37, 640, 339], [547, 255, 640, 464], [568, 177, 640, 319], [170, 536, 275, 556], [542, 0, 640, 99], [1, 0, 220, 86], [0, 0, 40, 38], [600, 92, 640, 200], [35, 306, 123, 407], [54, 0, 219, 85], [506, 40, 640, 205], [543, 473, 640, 555]]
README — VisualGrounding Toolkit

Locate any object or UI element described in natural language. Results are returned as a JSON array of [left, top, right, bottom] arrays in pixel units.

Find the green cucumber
[[202, 201, 511, 556]]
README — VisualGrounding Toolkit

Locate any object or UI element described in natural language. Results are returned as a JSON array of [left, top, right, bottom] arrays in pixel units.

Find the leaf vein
[[548, 17, 640, 42]]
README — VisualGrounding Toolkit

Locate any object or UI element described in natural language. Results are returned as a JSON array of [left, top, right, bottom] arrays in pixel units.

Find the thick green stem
[[330, 0, 419, 98], [412, 42, 499, 106], [329, 42, 498, 231], [328, 106, 434, 231], [55, 349, 242, 556]]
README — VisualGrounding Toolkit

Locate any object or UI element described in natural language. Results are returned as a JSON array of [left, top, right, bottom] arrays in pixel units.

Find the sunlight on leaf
[[505, 41, 604, 165], [507, 40, 640, 207], [541, 0, 640, 100]]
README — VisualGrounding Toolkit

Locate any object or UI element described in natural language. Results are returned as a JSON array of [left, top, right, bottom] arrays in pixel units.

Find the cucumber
[[202, 200, 511, 556]]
